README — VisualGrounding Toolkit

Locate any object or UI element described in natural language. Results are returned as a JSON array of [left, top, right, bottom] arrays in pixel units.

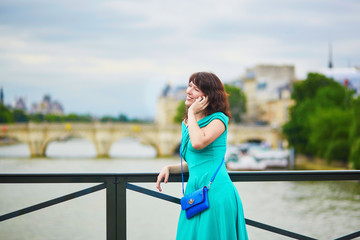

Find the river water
[[0, 139, 359, 240]]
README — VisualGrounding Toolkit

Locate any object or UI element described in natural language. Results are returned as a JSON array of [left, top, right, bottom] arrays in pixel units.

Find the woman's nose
[[186, 86, 192, 94]]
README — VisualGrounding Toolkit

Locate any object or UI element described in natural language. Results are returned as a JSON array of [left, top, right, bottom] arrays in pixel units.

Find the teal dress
[[177, 112, 248, 240]]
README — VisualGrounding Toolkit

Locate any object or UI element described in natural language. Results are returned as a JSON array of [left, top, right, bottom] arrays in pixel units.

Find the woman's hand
[[188, 96, 209, 115], [156, 166, 170, 192]]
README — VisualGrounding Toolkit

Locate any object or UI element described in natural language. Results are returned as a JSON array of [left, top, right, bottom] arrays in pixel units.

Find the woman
[[156, 72, 248, 240]]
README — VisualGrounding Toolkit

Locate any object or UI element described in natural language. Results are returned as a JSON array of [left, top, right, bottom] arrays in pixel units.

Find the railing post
[[106, 177, 117, 240], [117, 176, 127, 240], [106, 176, 127, 240]]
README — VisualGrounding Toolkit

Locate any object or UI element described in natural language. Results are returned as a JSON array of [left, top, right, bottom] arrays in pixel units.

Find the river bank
[[0, 137, 19, 146], [295, 154, 349, 170]]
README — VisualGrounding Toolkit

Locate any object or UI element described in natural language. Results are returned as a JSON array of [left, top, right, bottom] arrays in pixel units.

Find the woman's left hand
[[156, 166, 170, 192], [189, 96, 209, 114]]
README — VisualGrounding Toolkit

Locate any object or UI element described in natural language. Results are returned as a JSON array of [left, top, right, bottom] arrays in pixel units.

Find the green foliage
[[325, 140, 350, 163], [224, 84, 246, 123], [283, 99, 316, 153], [100, 113, 132, 122], [44, 114, 65, 122], [349, 96, 360, 169], [29, 113, 45, 123], [308, 108, 351, 161], [100, 115, 117, 122], [13, 109, 29, 123], [283, 72, 357, 166], [291, 72, 335, 102], [0, 104, 14, 123], [118, 114, 129, 122], [173, 100, 186, 123], [65, 113, 93, 122], [349, 96, 360, 143], [314, 83, 348, 109], [0, 106, 142, 124], [349, 139, 360, 169], [29, 113, 93, 123]]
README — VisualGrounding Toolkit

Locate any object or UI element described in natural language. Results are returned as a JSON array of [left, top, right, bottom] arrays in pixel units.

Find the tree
[[0, 104, 14, 123], [173, 100, 186, 123], [29, 113, 45, 123], [308, 108, 352, 162], [118, 113, 129, 122], [283, 72, 355, 164], [100, 116, 116, 122], [64, 113, 92, 122], [349, 96, 360, 169], [224, 84, 246, 123], [44, 114, 64, 122], [13, 109, 29, 123], [283, 73, 339, 153], [291, 72, 336, 102]]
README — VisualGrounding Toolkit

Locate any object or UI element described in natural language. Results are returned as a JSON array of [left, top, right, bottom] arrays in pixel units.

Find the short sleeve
[[198, 112, 229, 130]]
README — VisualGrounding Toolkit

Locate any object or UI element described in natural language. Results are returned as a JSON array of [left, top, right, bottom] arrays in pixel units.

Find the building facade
[[31, 95, 64, 115], [156, 83, 186, 125], [240, 64, 295, 125]]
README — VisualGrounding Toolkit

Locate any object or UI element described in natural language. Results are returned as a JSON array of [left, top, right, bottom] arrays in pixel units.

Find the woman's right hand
[[188, 96, 208, 115], [156, 166, 170, 192]]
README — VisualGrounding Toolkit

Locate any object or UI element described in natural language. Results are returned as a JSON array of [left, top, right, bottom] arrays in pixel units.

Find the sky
[[1, 0, 360, 119]]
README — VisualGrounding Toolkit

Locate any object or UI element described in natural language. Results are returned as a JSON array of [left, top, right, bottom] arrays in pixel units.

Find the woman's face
[[185, 81, 205, 107]]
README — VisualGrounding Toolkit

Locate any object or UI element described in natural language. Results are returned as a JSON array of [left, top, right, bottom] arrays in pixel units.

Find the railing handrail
[[1, 170, 359, 183]]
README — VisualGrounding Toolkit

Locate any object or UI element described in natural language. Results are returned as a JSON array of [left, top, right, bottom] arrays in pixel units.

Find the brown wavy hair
[[184, 72, 231, 121]]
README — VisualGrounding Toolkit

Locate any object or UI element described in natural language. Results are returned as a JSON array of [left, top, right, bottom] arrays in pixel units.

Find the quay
[[0, 170, 359, 240]]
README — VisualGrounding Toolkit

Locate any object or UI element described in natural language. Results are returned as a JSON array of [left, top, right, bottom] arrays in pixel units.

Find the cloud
[[1, 0, 360, 117]]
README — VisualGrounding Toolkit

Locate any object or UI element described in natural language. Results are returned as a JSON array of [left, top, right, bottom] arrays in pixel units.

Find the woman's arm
[[156, 161, 188, 192], [187, 97, 225, 150]]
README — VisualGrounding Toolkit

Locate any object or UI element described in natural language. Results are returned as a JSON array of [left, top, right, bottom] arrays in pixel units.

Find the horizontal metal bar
[[228, 170, 360, 182], [126, 183, 180, 204], [0, 170, 359, 184], [245, 219, 317, 240], [0, 183, 106, 222], [126, 183, 318, 239], [0, 175, 111, 183], [333, 230, 360, 240]]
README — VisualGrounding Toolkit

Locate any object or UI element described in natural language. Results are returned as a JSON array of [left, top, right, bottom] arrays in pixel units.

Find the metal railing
[[0, 170, 359, 240]]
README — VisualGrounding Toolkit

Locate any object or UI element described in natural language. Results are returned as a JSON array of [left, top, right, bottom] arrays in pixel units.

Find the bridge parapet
[[0, 123, 282, 157]]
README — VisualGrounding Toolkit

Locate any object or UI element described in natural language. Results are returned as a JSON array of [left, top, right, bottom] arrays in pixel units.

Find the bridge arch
[[0, 123, 282, 158], [109, 135, 158, 158], [46, 137, 97, 158]]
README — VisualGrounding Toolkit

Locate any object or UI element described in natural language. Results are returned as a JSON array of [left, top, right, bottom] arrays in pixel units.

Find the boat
[[225, 143, 289, 170]]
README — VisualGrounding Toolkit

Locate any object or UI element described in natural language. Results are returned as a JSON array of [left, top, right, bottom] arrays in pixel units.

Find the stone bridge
[[0, 123, 283, 157]]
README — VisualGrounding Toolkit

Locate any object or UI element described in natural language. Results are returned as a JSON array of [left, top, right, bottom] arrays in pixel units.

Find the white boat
[[248, 146, 289, 168], [226, 154, 267, 170], [225, 143, 289, 170]]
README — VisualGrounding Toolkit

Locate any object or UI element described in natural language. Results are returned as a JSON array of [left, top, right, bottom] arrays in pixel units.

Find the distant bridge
[[0, 123, 283, 157]]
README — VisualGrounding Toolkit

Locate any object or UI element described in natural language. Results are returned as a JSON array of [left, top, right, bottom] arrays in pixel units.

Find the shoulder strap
[[180, 138, 225, 196], [207, 157, 225, 190]]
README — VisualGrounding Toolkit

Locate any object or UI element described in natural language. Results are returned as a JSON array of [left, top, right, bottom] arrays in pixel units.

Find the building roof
[[318, 67, 360, 94]]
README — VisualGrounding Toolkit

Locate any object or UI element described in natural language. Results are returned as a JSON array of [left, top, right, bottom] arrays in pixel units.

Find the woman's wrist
[[188, 107, 196, 116], [187, 108, 196, 122]]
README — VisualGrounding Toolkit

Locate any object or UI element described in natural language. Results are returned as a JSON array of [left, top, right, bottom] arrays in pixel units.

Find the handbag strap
[[180, 138, 225, 196]]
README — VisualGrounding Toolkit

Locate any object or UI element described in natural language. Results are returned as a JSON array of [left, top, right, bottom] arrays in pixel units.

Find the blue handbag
[[180, 138, 224, 219], [180, 186, 209, 219]]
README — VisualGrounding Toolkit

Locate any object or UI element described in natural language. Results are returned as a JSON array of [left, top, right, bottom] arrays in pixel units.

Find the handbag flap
[[181, 187, 207, 210]]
